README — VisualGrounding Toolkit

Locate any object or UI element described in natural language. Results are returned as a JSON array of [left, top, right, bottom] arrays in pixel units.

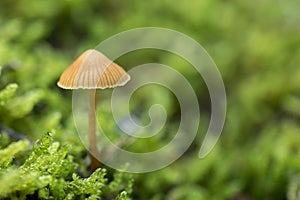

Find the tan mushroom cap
[[57, 49, 130, 89]]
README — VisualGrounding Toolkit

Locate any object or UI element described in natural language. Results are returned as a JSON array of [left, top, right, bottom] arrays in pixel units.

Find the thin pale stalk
[[88, 89, 100, 172]]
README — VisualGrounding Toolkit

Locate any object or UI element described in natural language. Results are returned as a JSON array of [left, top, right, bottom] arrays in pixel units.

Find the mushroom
[[57, 49, 130, 172]]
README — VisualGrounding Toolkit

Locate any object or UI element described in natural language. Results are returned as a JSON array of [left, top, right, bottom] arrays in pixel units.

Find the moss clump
[[0, 133, 132, 199]]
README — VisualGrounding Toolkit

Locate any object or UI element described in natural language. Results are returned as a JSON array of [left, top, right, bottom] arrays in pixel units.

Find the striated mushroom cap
[[57, 49, 130, 89]]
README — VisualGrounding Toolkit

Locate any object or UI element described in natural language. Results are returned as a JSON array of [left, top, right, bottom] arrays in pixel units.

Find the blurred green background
[[0, 0, 300, 199]]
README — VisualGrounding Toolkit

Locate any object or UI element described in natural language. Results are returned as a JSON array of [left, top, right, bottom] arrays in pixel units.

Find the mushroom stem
[[88, 89, 100, 172]]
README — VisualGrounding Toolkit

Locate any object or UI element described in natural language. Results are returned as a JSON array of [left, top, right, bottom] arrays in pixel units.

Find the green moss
[[0, 83, 18, 105], [0, 133, 132, 199], [0, 140, 29, 168]]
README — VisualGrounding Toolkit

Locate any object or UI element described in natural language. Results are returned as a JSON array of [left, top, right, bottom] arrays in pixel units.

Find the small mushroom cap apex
[[57, 49, 130, 89]]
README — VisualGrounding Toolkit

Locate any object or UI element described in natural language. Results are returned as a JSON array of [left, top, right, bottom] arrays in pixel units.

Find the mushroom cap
[[57, 49, 130, 89]]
